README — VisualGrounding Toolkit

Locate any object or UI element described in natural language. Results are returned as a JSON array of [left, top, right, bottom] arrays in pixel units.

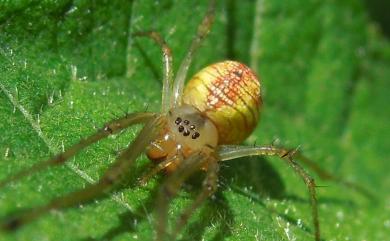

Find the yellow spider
[[0, 1, 370, 240]]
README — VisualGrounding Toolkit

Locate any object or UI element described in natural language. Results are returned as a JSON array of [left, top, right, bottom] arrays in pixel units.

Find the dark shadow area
[[218, 155, 357, 241], [218, 156, 316, 234], [364, 0, 390, 37], [220, 155, 285, 199], [227, 181, 314, 235], [180, 191, 234, 241], [225, 0, 236, 59], [133, 41, 162, 84]]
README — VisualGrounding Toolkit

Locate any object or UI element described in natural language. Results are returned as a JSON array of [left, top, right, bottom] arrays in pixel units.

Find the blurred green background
[[0, 0, 389, 240]]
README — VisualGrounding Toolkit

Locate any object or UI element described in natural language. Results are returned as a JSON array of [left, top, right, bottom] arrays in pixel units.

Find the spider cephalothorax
[[146, 104, 219, 172]]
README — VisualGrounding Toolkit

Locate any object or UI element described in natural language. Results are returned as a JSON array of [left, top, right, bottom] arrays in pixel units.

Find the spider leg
[[132, 32, 173, 112], [292, 150, 375, 199], [0, 115, 164, 231], [155, 148, 213, 241], [219, 145, 320, 241], [171, 0, 216, 107], [138, 152, 183, 186], [0, 112, 155, 189], [171, 153, 219, 240]]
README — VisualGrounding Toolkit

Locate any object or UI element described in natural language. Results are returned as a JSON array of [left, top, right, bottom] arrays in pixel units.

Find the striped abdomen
[[182, 60, 262, 144]]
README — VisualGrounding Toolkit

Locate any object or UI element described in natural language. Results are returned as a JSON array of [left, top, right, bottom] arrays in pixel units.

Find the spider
[[0, 1, 372, 241]]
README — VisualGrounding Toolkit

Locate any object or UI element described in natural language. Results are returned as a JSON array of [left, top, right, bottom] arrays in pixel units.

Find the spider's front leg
[[155, 147, 218, 241], [132, 0, 217, 111], [172, 152, 219, 240], [171, 0, 216, 107], [292, 150, 374, 199], [219, 145, 320, 241], [0, 112, 155, 189], [132, 31, 173, 113], [0, 114, 164, 231]]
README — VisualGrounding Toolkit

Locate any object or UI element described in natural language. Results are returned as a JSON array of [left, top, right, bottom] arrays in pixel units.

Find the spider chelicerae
[[0, 1, 372, 241]]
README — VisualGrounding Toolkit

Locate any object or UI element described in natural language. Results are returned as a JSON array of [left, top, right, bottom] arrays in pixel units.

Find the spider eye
[[191, 132, 200, 139], [178, 126, 184, 132], [189, 124, 196, 130], [175, 117, 182, 125], [183, 120, 190, 125], [183, 129, 190, 136]]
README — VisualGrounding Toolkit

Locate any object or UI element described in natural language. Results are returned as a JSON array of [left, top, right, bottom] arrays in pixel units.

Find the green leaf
[[1, 0, 389, 240]]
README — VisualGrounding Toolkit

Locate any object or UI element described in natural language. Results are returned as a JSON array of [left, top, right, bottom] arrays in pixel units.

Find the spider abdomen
[[183, 61, 262, 144]]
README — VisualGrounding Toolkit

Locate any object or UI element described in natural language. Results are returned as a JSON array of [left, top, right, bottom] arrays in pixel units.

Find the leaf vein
[[0, 82, 135, 212]]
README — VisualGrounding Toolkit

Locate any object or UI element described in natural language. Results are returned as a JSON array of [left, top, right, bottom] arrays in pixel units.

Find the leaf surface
[[1, 0, 389, 240]]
